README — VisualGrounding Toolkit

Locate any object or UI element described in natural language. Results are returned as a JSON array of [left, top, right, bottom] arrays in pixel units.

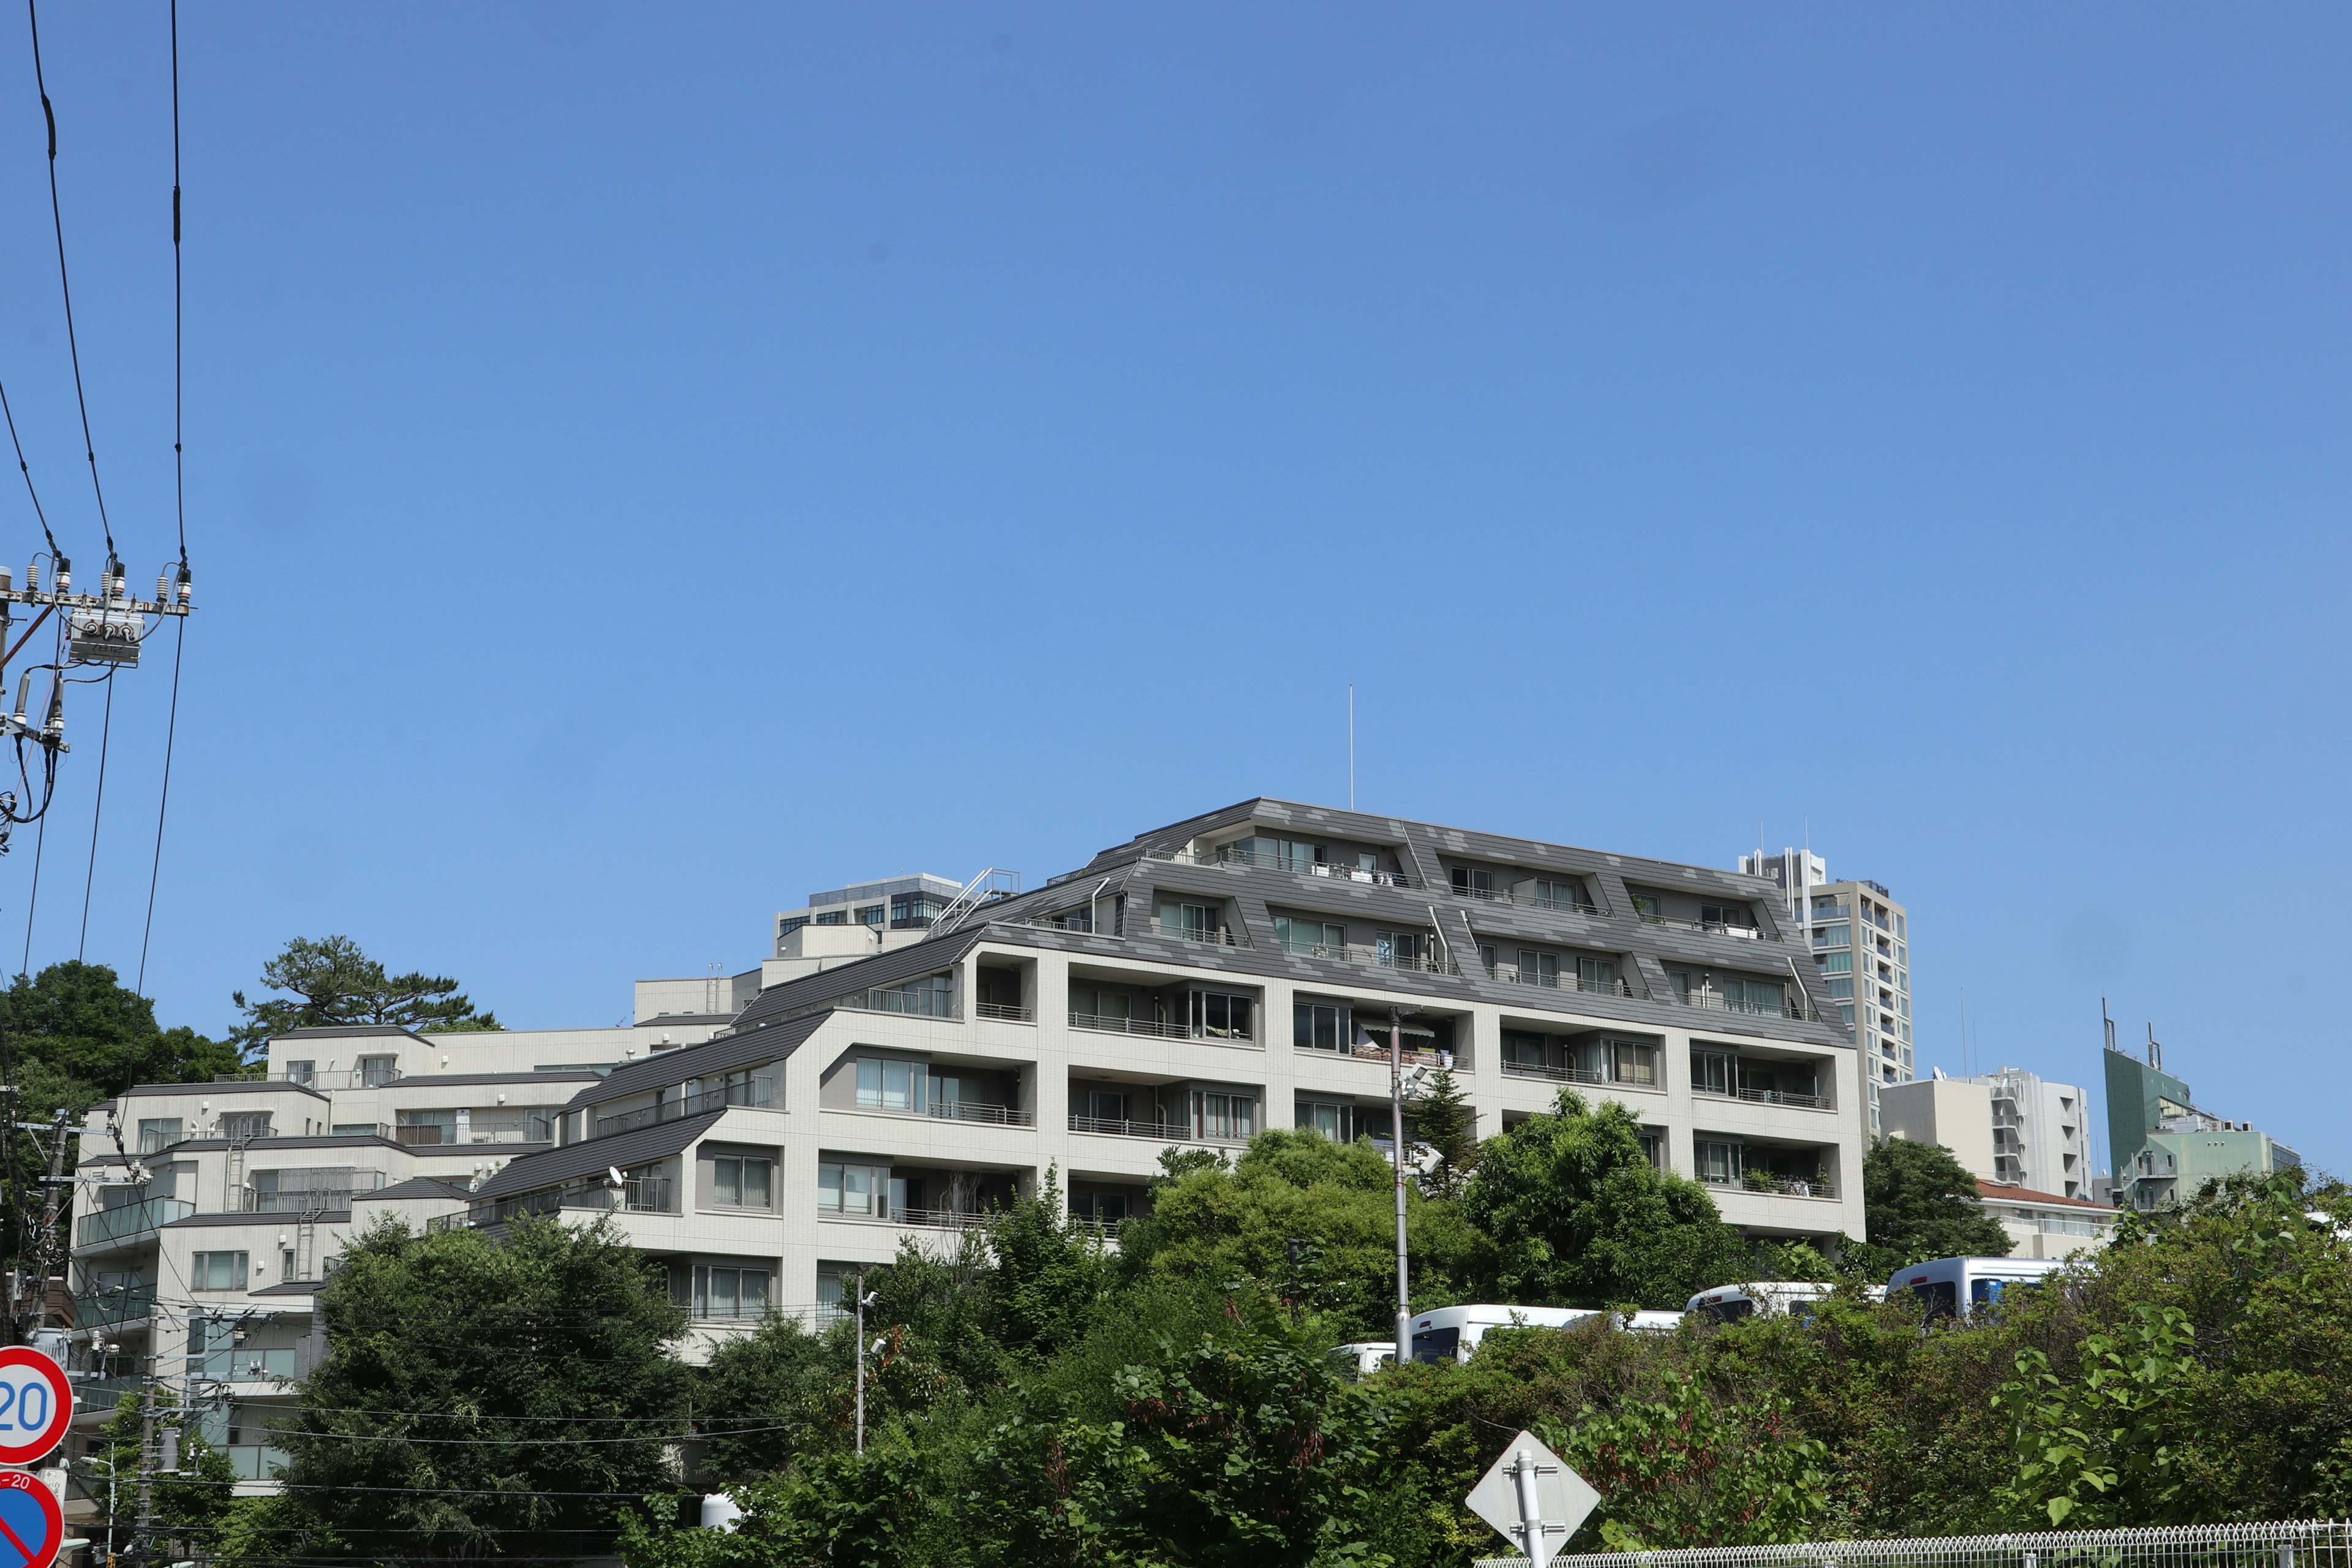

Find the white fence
[[1480, 1521, 2352, 1568]]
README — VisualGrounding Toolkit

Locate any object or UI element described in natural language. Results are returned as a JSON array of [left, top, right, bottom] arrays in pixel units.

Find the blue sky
[[0, 6, 2341, 1175]]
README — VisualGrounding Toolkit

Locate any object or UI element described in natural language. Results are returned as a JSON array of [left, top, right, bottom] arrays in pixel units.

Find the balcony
[[1693, 1084, 1830, 1110], [75, 1375, 141, 1414], [1640, 914, 1765, 941], [593, 1080, 774, 1141], [1349, 1042, 1454, 1069], [1068, 1114, 1250, 1148], [1674, 987, 1820, 1023], [852, 1098, 1036, 1128], [77, 1197, 194, 1250], [189, 1347, 298, 1384], [1700, 1171, 1836, 1200], [437, 1174, 676, 1233], [975, 1001, 1036, 1023], [835, 986, 959, 1021], [1490, 965, 1638, 1000], [1501, 1060, 1610, 1087], [216, 1068, 401, 1090], [1278, 938, 1460, 978], [240, 1190, 359, 1216], [1069, 1011, 1193, 1042], [1151, 922, 1247, 949], [1161, 843, 1415, 888], [1449, 883, 1611, 917], [72, 1283, 157, 1330]]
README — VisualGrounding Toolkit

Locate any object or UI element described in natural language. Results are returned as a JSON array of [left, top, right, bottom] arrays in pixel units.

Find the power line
[[25, 0, 115, 561], [18, 812, 42, 975], [0, 380, 58, 560], [74, 669, 109, 960], [135, 621, 182, 993]]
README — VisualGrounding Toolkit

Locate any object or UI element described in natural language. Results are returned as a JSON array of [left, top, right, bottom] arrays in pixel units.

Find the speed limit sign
[[0, 1348, 70, 1466]]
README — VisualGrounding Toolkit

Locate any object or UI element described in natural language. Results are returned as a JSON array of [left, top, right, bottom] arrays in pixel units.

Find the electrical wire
[[18, 812, 42, 975], [0, 378, 58, 560], [135, 620, 182, 993], [74, 669, 109, 960], [25, 0, 115, 559]]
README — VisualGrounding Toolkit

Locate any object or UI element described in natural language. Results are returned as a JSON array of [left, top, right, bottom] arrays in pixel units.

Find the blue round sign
[[0, 1471, 61, 1568]]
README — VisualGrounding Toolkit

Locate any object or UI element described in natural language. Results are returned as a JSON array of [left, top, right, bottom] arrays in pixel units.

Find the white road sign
[[1464, 1430, 1599, 1568]]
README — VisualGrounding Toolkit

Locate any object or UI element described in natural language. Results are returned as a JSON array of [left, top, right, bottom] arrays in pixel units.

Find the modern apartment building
[[1881, 1069, 2116, 1257], [1740, 850, 1912, 1131], [774, 873, 970, 954], [2103, 1041, 2299, 1212], [64, 800, 1871, 1493]]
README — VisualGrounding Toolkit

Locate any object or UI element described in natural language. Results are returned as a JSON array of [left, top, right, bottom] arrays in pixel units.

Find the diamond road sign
[[1464, 1430, 1599, 1568]]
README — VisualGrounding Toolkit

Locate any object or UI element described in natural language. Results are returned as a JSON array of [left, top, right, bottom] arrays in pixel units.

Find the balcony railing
[[594, 1080, 773, 1142], [975, 1001, 1036, 1023], [853, 1098, 1036, 1128], [1639, 914, 1765, 941], [1489, 965, 1638, 999], [835, 986, 959, 1021], [72, 1283, 157, 1330], [1152, 922, 1246, 948], [1164, 844, 1415, 888], [1449, 882, 1612, 917], [77, 1197, 194, 1250], [1700, 1171, 1836, 1199], [188, 1347, 298, 1383], [1069, 1011, 1190, 1041], [241, 1190, 360, 1215], [440, 1174, 676, 1233], [77, 1375, 141, 1414], [1694, 1083, 1830, 1110], [1501, 1060, 1611, 1087], [1350, 1042, 1453, 1069], [1068, 1114, 1250, 1147], [1278, 939, 1460, 977], [1674, 988, 1820, 1023]]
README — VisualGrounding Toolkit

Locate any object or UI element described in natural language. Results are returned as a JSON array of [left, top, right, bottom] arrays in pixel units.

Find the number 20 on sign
[[0, 1348, 71, 1568]]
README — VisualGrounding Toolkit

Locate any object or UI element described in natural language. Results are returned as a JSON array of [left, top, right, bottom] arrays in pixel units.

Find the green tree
[[1854, 1136, 2011, 1273], [1996, 1302, 2198, 1527], [231, 935, 499, 1054], [693, 1316, 847, 1487], [1409, 1068, 1478, 1199], [1118, 1128, 1484, 1336], [85, 1388, 239, 1556], [1462, 1090, 1750, 1309], [263, 1213, 690, 1561]]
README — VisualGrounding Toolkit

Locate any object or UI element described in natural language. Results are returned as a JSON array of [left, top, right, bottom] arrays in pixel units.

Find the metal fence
[[1479, 1520, 2352, 1568]]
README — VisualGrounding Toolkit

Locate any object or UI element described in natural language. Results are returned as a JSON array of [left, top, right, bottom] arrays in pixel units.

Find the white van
[[1406, 1303, 1603, 1364], [1330, 1341, 1397, 1380], [1886, 1256, 2064, 1320]]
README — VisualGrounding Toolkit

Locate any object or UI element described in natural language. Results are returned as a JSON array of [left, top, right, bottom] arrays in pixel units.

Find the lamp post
[[1389, 1005, 1417, 1371]]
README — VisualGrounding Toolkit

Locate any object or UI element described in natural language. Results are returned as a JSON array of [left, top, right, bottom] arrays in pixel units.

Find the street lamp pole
[[1390, 1005, 1414, 1371]]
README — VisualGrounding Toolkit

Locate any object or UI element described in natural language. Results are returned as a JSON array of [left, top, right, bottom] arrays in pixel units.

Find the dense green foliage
[[232, 1215, 690, 1562], [230, 933, 499, 1052], [1850, 1136, 2013, 1275]]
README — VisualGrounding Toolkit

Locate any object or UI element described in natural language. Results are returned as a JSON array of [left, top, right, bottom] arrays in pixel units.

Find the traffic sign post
[[0, 1351, 70, 1467], [0, 1471, 62, 1568], [1465, 1430, 1600, 1568]]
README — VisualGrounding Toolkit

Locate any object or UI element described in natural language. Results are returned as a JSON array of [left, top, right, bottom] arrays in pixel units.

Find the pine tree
[[1409, 1067, 1479, 1198]]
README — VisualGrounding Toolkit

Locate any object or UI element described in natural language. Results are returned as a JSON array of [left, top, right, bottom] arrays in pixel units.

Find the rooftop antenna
[[1348, 685, 1354, 811], [2102, 998, 2115, 1054], [2147, 1022, 2160, 1072], [1959, 987, 1969, 1078]]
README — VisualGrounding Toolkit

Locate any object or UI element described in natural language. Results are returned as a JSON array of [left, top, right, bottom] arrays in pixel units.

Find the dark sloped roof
[[134, 1134, 405, 1155], [377, 1072, 603, 1090], [567, 1011, 828, 1108], [730, 932, 987, 1031], [471, 1109, 725, 1200], [363, 1177, 472, 1202], [250, 1280, 320, 1297], [123, 1080, 328, 1102]]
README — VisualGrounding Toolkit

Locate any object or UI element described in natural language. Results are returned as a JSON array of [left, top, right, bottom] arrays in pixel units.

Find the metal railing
[[593, 1080, 773, 1141], [975, 1001, 1036, 1022], [1069, 1011, 1191, 1041], [1167, 844, 1416, 887], [1068, 1114, 1251, 1147], [1698, 1170, 1836, 1199], [836, 986, 960, 1020], [1351, 1042, 1454, 1069], [1501, 1060, 1611, 1087], [241, 1190, 360, 1215], [853, 1098, 1035, 1128], [217, 1067, 401, 1090], [1152, 922, 1246, 948], [77, 1375, 141, 1414], [189, 1347, 298, 1383], [1489, 965, 1638, 999], [1638, 913, 1766, 940], [1450, 882, 1611, 917], [1675, 987, 1819, 1023], [1495, 1519, 2352, 1568], [72, 1283, 157, 1329], [1278, 938, 1459, 976], [1693, 1083, 1830, 1110], [440, 1174, 674, 1233], [77, 1197, 194, 1249]]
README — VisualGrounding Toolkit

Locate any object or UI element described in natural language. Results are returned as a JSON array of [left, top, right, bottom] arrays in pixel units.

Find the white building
[[1881, 1069, 2116, 1257], [1740, 850, 1912, 1129], [1967, 1065, 2093, 1200]]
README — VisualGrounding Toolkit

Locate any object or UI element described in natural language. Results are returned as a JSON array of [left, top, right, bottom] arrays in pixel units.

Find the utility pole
[[853, 1267, 868, 1456], [1389, 1005, 1415, 1372]]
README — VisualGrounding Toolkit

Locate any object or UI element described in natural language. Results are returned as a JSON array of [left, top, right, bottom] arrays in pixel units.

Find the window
[[1070, 986, 1133, 1022], [1374, 930, 1428, 968], [1700, 902, 1754, 931], [891, 892, 943, 927], [1637, 1128, 1667, 1170], [1189, 990, 1252, 1040], [1450, 866, 1496, 897], [710, 1155, 773, 1209], [1293, 1000, 1349, 1051], [1501, 1031, 1549, 1069], [1825, 977, 1855, 999], [190, 1252, 248, 1291], [1611, 1039, 1657, 1086], [1695, 1141, 1741, 1185], [813, 909, 846, 925], [856, 905, 885, 927], [817, 1161, 894, 1218], [281, 1249, 296, 1278], [1693, 1050, 1735, 1096], [779, 915, 810, 936], [692, 1265, 772, 1321], [1631, 892, 1662, 921], [137, 1118, 184, 1155], [1534, 878, 1588, 912], [1576, 955, 1618, 993], [284, 1061, 315, 1087], [712, 1065, 774, 1107], [1513, 949, 1558, 986], [1157, 899, 1223, 942], [1896, 914, 1906, 938], [1813, 924, 1850, 948], [332, 1123, 382, 1137], [1275, 917, 1346, 957], [1240, 834, 1322, 873], [1817, 950, 1852, 973], [1478, 943, 1497, 973], [855, 1058, 925, 1113], [1191, 1091, 1257, 1141], [1296, 1099, 1348, 1140], [358, 1056, 399, 1088]]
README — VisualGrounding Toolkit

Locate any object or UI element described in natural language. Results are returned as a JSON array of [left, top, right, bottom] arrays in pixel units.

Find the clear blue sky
[[0, 6, 2341, 1177]]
